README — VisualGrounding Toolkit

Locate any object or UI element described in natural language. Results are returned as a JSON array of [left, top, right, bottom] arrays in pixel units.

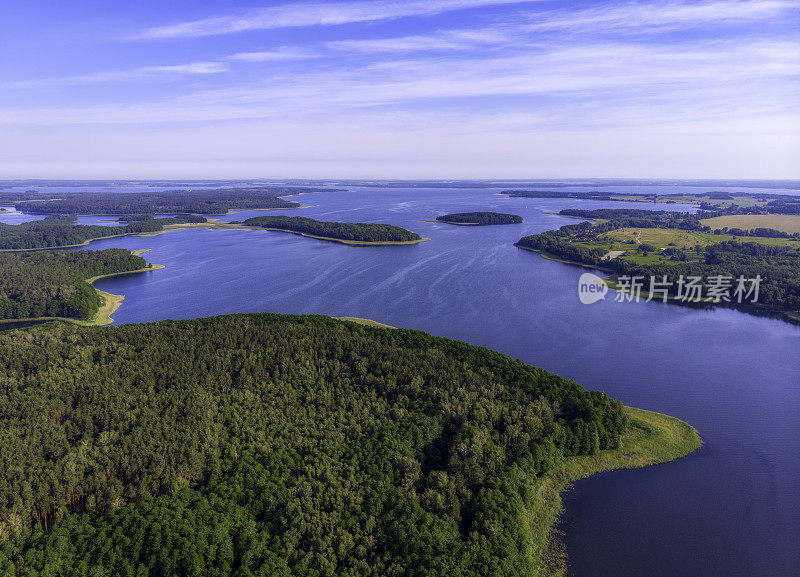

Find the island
[[3, 187, 332, 215], [0, 215, 208, 251], [0, 248, 161, 325], [237, 215, 428, 245], [515, 208, 800, 318], [0, 214, 429, 251], [433, 211, 523, 225], [0, 313, 699, 576]]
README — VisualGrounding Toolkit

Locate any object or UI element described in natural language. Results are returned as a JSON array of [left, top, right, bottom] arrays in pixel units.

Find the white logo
[[578, 272, 608, 305]]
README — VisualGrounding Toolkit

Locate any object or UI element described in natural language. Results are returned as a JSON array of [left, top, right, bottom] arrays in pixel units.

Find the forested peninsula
[[0, 215, 206, 251], [516, 208, 800, 316], [239, 215, 427, 244], [0, 249, 156, 322], [0, 314, 699, 576], [434, 212, 523, 225], [3, 187, 328, 215]]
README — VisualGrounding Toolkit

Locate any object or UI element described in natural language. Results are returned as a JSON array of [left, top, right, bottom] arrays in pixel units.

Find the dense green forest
[[435, 212, 523, 225], [516, 210, 800, 313], [557, 208, 708, 231], [0, 314, 626, 576], [0, 249, 148, 320], [6, 187, 324, 215], [0, 215, 206, 250], [240, 216, 422, 243]]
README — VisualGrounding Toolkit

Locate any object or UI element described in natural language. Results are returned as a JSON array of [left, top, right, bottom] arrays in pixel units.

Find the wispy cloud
[[227, 47, 319, 62], [131, 0, 540, 40], [522, 0, 797, 33], [9, 62, 229, 87], [4, 38, 797, 125], [328, 29, 508, 53]]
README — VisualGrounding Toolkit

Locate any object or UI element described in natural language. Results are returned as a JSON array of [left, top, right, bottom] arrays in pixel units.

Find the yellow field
[[602, 227, 799, 249], [602, 227, 718, 248], [700, 214, 800, 235]]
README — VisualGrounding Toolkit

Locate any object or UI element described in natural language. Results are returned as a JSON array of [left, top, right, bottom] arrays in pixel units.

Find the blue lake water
[[9, 185, 800, 576]]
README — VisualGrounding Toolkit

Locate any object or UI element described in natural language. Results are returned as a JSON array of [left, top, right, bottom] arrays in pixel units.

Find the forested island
[[516, 208, 800, 316], [0, 313, 699, 576], [0, 249, 154, 321], [0, 215, 207, 251], [239, 215, 427, 244], [434, 212, 523, 225], [3, 187, 325, 215]]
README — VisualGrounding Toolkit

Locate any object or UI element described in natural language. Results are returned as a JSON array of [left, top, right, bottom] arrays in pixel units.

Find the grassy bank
[[420, 219, 480, 225], [529, 406, 702, 576], [79, 264, 166, 325], [337, 316, 396, 328]]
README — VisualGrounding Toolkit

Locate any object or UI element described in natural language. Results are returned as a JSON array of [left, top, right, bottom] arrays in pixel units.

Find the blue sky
[[1, 0, 798, 179]]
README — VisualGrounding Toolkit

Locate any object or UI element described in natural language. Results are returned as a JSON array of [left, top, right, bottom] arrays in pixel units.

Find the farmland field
[[700, 214, 800, 234]]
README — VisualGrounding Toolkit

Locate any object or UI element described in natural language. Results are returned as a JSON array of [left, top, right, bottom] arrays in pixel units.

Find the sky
[[0, 0, 798, 179]]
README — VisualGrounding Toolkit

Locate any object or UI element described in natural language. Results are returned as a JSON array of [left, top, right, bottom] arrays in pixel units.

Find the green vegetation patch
[[435, 212, 523, 225], [239, 215, 424, 243], [5, 187, 330, 215], [516, 209, 800, 314], [0, 249, 152, 321], [0, 313, 650, 576], [0, 215, 207, 251]]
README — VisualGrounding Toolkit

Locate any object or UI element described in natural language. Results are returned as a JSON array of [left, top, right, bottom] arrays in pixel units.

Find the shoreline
[[9, 204, 311, 218], [1, 220, 429, 251], [519, 246, 800, 325], [420, 219, 480, 225], [0, 263, 165, 327], [515, 243, 614, 273], [247, 226, 431, 246], [502, 194, 703, 208], [533, 406, 702, 576]]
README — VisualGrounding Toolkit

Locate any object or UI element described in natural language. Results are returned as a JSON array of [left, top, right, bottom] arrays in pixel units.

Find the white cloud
[[227, 48, 320, 62], [8, 62, 229, 87], [2, 38, 797, 127], [131, 0, 541, 40], [328, 29, 508, 53], [522, 0, 797, 33]]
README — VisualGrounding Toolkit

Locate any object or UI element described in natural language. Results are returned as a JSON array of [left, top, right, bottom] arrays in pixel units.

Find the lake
[[7, 184, 800, 576]]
